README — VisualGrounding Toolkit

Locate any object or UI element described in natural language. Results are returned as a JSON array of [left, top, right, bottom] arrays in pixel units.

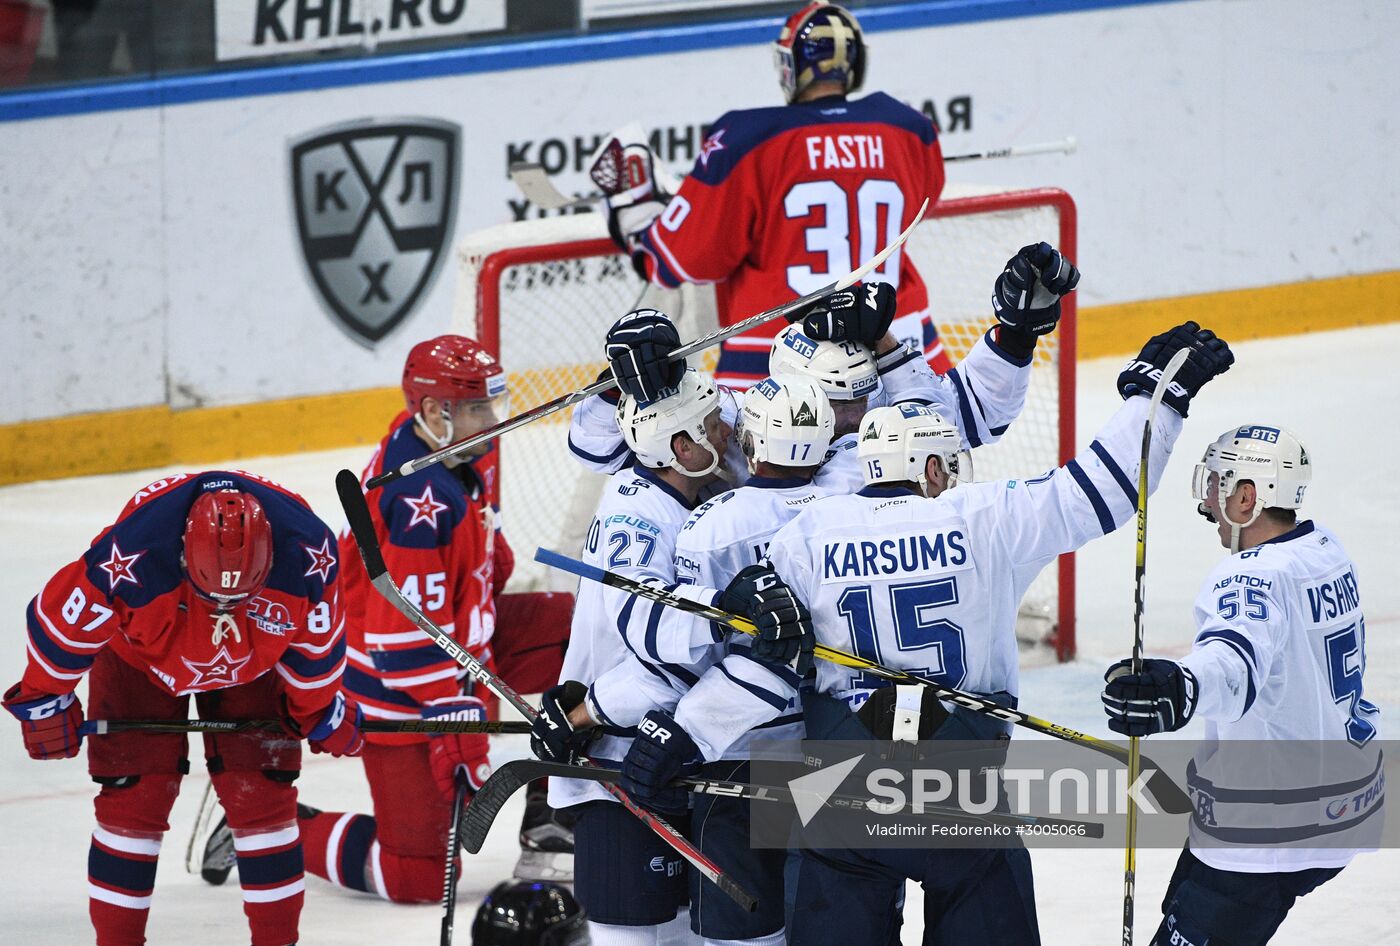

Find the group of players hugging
[[6, 3, 1378, 945]]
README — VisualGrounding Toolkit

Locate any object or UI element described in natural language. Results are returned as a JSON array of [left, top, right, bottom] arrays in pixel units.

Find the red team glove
[[421, 695, 492, 800], [3, 683, 84, 760], [301, 691, 364, 757]]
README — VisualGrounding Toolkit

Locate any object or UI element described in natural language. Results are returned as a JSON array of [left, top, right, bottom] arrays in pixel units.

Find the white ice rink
[[2, 325, 1397, 944]]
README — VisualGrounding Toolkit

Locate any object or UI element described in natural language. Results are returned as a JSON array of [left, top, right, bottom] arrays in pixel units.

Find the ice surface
[[2, 325, 1396, 943]]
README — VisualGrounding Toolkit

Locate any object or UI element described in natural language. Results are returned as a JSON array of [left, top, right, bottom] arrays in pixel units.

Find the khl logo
[[290, 118, 460, 346]]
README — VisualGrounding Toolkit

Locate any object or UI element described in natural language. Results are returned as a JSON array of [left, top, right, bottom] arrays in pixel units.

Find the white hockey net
[[453, 184, 1078, 660]]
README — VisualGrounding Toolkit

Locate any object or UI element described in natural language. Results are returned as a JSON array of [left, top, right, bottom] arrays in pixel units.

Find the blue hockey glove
[[531, 681, 598, 765], [992, 242, 1080, 356], [1117, 321, 1233, 417], [720, 565, 815, 676], [621, 710, 702, 817], [605, 308, 685, 405], [1102, 658, 1199, 736], [794, 281, 897, 347]]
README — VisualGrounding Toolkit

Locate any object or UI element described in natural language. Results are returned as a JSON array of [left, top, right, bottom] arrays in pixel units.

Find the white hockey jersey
[[766, 394, 1181, 712], [1178, 520, 1383, 873], [548, 465, 701, 810]]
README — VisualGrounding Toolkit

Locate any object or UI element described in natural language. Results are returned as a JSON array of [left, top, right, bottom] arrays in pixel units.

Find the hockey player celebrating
[[618, 321, 1233, 944], [3, 471, 360, 946], [290, 335, 574, 902], [601, 0, 951, 387], [1101, 426, 1380, 946], [531, 366, 733, 944]]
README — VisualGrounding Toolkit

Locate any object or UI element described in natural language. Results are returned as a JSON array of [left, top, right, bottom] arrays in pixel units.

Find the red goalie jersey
[[634, 92, 947, 389]]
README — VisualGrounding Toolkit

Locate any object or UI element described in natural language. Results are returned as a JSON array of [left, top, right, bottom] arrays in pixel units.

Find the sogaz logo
[[290, 118, 460, 346]]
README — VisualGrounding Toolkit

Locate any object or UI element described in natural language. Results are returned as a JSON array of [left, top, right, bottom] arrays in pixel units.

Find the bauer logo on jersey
[[290, 118, 461, 346]]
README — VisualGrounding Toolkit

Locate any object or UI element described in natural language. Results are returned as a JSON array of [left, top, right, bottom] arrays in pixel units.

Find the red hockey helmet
[[773, 2, 867, 104], [183, 490, 273, 605], [402, 335, 506, 415]]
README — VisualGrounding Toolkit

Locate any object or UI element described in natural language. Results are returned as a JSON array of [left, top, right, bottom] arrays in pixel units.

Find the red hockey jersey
[[18, 471, 346, 729], [341, 414, 512, 744], [635, 92, 947, 389]]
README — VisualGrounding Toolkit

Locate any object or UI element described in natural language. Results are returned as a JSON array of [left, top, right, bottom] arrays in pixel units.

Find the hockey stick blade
[[535, 547, 1192, 815], [81, 718, 531, 736], [363, 198, 928, 491], [509, 162, 597, 210], [339, 474, 758, 911], [460, 760, 543, 854]]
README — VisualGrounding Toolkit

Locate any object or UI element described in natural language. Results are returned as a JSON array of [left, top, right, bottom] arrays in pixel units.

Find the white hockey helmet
[[857, 404, 970, 495], [1192, 424, 1312, 549], [738, 374, 836, 472], [770, 324, 879, 402], [617, 367, 723, 478]]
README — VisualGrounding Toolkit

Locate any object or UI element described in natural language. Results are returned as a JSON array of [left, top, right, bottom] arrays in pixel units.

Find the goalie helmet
[[739, 374, 835, 472], [1192, 424, 1312, 549], [773, 2, 867, 104], [402, 335, 509, 450], [770, 324, 879, 402], [471, 880, 589, 946], [617, 367, 723, 478], [183, 489, 273, 606], [858, 404, 970, 495]]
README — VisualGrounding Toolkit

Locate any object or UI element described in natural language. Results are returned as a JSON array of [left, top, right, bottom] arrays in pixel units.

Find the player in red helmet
[[4, 472, 360, 946], [291, 334, 577, 903], [602, 0, 953, 391]]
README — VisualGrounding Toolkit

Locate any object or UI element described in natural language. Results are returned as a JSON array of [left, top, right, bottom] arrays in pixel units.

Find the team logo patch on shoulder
[[698, 129, 726, 168], [98, 540, 145, 591], [290, 118, 460, 346], [302, 537, 336, 582], [402, 481, 449, 531]]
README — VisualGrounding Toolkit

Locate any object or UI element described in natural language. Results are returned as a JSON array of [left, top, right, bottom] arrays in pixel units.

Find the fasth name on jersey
[[803, 133, 886, 170], [822, 529, 968, 581]]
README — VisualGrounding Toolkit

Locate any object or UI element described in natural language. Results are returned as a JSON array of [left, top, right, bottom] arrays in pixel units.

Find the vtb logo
[[290, 118, 460, 346]]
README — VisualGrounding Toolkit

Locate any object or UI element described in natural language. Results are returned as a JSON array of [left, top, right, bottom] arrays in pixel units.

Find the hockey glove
[[596, 132, 670, 253], [422, 695, 492, 801], [992, 242, 1080, 357], [302, 691, 364, 757], [3, 683, 83, 760], [1117, 321, 1234, 418], [794, 282, 897, 347], [1102, 658, 1199, 737], [621, 710, 702, 817], [605, 308, 685, 404], [720, 565, 815, 677], [531, 681, 599, 765]]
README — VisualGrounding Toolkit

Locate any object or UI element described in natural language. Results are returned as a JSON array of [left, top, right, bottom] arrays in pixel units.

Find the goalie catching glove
[[991, 242, 1080, 357], [789, 281, 897, 347], [720, 564, 815, 676], [595, 123, 672, 260]]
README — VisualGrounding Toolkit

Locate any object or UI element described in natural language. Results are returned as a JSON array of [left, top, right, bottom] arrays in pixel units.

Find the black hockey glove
[[720, 565, 815, 677], [991, 242, 1079, 357], [620, 709, 702, 817], [605, 308, 685, 405], [1117, 321, 1234, 418], [1101, 658, 1198, 737], [792, 281, 897, 347], [530, 681, 598, 765]]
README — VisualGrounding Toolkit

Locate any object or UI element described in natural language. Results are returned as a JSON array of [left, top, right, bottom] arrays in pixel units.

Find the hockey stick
[[441, 775, 469, 946], [365, 198, 928, 490], [336, 471, 758, 912], [1121, 346, 1191, 946], [185, 780, 218, 874], [535, 547, 1192, 816], [80, 718, 532, 736], [509, 137, 1075, 209], [461, 758, 1103, 854]]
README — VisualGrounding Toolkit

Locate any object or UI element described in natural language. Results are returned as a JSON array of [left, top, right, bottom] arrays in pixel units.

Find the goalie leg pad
[[211, 770, 304, 946], [89, 775, 181, 946], [688, 761, 786, 941], [572, 800, 689, 927]]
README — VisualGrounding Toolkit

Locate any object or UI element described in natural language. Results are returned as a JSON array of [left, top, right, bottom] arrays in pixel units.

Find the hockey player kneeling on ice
[[471, 880, 591, 945], [531, 368, 733, 945], [3, 473, 361, 946], [637, 321, 1232, 945], [1101, 425, 1381, 946]]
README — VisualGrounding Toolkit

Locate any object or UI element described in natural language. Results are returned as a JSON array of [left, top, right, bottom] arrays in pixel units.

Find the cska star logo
[[302, 537, 336, 582], [97, 539, 145, 592], [181, 646, 253, 690], [698, 129, 726, 169], [403, 481, 449, 531]]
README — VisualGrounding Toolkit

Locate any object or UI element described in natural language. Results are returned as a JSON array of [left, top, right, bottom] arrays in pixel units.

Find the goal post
[[454, 184, 1078, 661]]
